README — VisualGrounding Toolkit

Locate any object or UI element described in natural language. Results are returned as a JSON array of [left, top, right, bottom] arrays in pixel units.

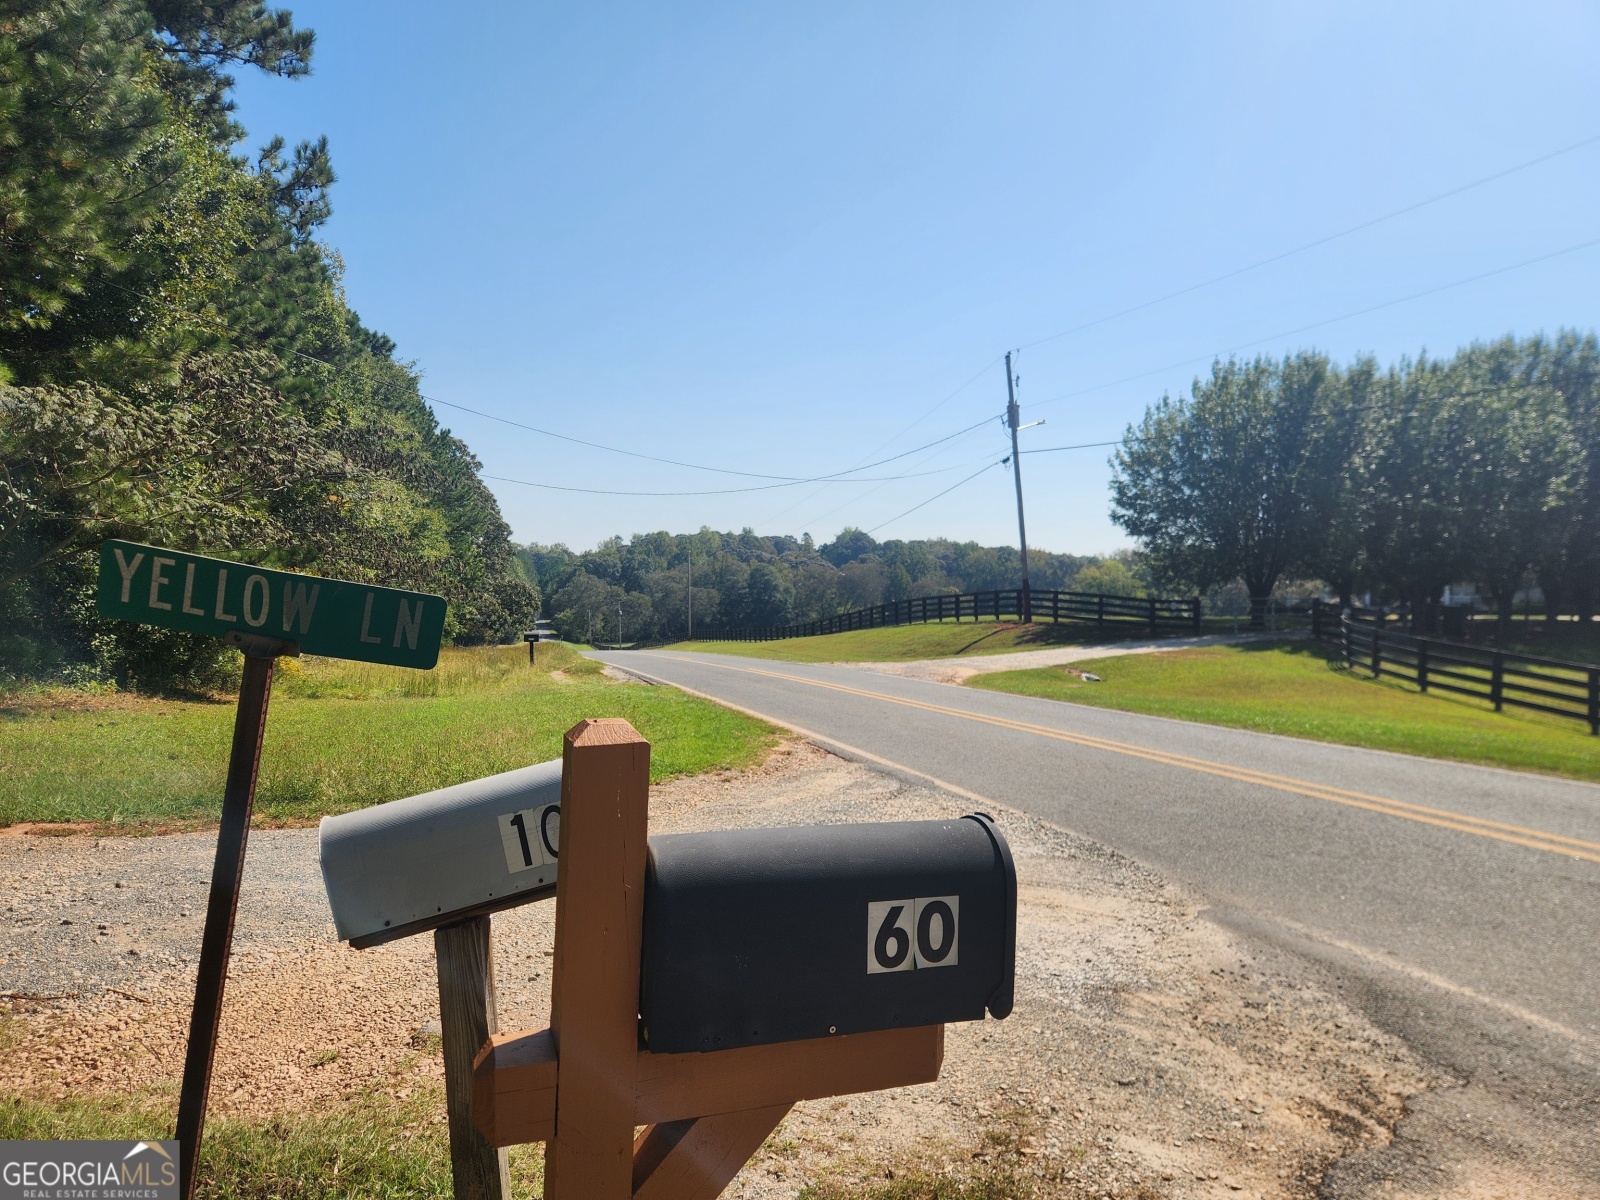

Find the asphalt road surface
[[594, 648, 1600, 1193]]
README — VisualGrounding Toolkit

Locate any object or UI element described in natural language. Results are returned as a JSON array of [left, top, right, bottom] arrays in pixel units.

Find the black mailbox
[[639, 814, 1015, 1053]]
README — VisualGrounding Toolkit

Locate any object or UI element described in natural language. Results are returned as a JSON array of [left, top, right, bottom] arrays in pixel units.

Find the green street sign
[[97, 540, 447, 669]]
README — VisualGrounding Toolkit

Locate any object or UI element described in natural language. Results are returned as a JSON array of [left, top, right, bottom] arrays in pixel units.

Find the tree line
[[1111, 333, 1599, 631], [519, 529, 1147, 643], [0, 0, 535, 689]]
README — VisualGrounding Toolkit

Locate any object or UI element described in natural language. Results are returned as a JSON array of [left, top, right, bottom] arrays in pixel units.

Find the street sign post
[[96, 541, 445, 1200]]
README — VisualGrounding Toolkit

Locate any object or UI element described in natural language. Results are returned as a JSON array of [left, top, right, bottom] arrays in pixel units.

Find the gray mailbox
[[319, 759, 561, 948], [639, 813, 1015, 1053]]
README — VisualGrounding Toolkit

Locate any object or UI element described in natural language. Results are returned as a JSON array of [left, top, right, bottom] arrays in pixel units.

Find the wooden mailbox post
[[471, 718, 947, 1200]]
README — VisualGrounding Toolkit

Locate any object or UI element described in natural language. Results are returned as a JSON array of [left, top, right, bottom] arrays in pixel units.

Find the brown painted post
[[436, 916, 510, 1200], [544, 718, 651, 1200], [632, 1104, 791, 1200], [1417, 641, 1430, 693], [1491, 652, 1505, 711], [1588, 668, 1598, 735]]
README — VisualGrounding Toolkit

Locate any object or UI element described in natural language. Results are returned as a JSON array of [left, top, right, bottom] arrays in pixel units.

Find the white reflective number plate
[[498, 803, 560, 875], [866, 895, 959, 973]]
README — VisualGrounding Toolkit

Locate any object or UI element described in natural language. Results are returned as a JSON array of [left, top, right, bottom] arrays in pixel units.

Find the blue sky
[[233, 2, 1600, 555]]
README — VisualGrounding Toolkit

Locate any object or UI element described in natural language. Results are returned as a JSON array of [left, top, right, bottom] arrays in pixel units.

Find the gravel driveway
[[4, 743, 1450, 1199], [838, 633, 1295, 685]]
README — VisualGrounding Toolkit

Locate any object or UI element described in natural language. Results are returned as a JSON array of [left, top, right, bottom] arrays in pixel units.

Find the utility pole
[[1005, 351, 1033, 623], [617, 604, 623, 646], [686, 546, 693, 641]]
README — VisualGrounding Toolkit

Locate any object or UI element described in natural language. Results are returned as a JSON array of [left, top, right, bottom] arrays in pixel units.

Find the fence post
[[1371, 628, 1382, 679], [1097, 596, 1104, 627], [1312, 603, 1322, 641], [1589, 668, 1598, 735], [1417, 640, 1429, 693], [1192, 597, 1201, 633], [1491, 652, 1505, 712], [1148, 597, 1157, 635], [1341, 614, 1351, 668]]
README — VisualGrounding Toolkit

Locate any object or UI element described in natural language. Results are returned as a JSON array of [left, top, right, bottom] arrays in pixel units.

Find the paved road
[[595, 647, 1600, 1191]]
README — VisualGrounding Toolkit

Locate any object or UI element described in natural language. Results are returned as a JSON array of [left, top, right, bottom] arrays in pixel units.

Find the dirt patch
[[2, 742, 1438, 1198]]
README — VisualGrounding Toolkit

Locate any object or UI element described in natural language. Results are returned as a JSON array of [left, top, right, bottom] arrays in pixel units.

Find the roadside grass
[[666, 617, 1244, 664], [969, 641, 1600, 782], [0, 642, 779, 830], [0, 1086, 544, 1199]]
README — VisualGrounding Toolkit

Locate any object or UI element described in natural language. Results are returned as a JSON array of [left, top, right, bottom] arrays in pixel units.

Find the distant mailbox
[[320, 760, 561, 948], [639, 814, 1015, 1053]]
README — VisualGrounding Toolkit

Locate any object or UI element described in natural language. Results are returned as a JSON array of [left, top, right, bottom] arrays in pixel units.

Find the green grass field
[[669, 617, 1227, 663], [969, 641, 1600, 782], [0, 642, 778, 830]]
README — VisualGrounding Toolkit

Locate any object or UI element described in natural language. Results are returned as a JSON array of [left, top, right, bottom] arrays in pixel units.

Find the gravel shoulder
[[0, 741, 1529, 1199]]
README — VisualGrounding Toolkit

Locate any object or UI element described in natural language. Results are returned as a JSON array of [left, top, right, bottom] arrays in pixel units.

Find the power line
[[1017, 130, 1600, 354], [481, 450, 1004, 498], [767, 428, 1011, 536], [1029, 233, 1600, 412], [101, 272, 1009, 491], [864, 460, 1008, 536], [1021, 440, 1120, 454], [426, 396, 1001, 483]]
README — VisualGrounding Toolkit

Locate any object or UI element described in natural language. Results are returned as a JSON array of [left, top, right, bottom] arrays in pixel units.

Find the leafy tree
[[744, 561, 793, 627], [0, 0, 536, 684], [1111, 354, 1330, 625], [1071, 558, 1145, 598]]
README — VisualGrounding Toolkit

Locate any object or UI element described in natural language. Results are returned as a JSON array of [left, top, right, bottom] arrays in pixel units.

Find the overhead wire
[[1021, 440, 1119, 454], [1016, 130, 1600, 354], [480, 446, 1010, 497], [865, 460, 1008, 536], [1028, 233, 1600, 413]]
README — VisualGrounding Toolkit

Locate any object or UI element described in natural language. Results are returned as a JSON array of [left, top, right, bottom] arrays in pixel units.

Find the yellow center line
[[651, 654, 1600, 865]]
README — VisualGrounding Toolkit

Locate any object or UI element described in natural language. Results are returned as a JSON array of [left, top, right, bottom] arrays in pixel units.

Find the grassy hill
[[969, 641, 1600, 783], [0, 642, 778, 832]]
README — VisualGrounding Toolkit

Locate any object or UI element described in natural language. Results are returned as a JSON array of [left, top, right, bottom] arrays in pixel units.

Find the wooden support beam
[[634, 1023, 944, 1125], [631, 1104, 791, 1200], [472, 1028, 555, 1148], [472, 1024, 944, 1148], [543, 718, 652, 1200], [435, 915, 510, 1200]]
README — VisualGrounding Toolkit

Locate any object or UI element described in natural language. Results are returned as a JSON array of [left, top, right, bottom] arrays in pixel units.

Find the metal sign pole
[[174, 634, 290, 1200]]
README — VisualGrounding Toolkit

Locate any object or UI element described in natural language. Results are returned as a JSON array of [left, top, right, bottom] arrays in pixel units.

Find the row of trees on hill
[[519, 531, 1147, 643], [1111, 333, 1599, 631], [0, 0, 535, 688]]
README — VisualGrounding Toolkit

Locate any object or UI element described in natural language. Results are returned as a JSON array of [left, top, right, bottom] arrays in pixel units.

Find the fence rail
[[1310, 601, 1599, 734], [700, 587, 1201, 644]]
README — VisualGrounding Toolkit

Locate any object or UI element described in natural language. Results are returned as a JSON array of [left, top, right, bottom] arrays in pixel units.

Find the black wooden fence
[[707, 587, 1201, 644], [1310, 601, 1599, 734]]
